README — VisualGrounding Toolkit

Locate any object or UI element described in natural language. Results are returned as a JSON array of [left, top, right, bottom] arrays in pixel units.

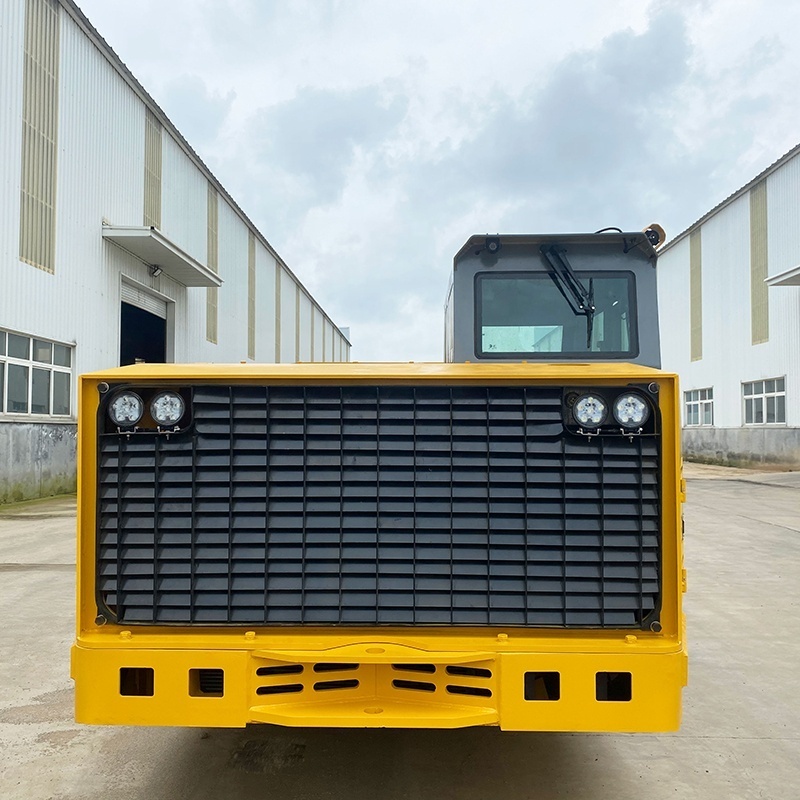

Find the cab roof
[[453, 231, 659, 267]]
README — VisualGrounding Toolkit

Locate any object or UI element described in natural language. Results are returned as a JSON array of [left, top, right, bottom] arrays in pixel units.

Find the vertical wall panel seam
[[143, 108, 161, 228], [294, 285, 300, 363], [205, 182, 218, 344], [274, 265, 281, 362], [248, 230, 255, 360], [310, 304, 315, 361], [19, 0, 59, 275], [750, 180, 769, 345], [689, 229, 702, 361]]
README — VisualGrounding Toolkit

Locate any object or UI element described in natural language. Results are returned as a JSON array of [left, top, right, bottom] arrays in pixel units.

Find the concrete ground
[[0, 466, 798, 800]]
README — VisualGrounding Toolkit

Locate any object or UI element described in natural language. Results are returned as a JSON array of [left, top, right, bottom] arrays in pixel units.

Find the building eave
[[765, 264, 800, 287], [661, 142, 800, 254]]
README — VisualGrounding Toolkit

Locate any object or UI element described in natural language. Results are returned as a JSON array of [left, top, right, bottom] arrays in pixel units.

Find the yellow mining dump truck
[[72, 229, 687, 731]]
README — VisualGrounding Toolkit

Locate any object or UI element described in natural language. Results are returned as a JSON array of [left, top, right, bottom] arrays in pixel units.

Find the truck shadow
[[2, 684, 642, 800], [155, 723, 638, 800]]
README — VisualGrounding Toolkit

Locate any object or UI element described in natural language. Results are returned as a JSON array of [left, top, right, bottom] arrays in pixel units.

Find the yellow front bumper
[[71, 639, 687, 731]]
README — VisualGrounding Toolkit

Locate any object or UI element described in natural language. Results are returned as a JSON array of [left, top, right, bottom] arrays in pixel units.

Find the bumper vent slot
[[313, 663, 359, 673], [447, 685, 492, 698], [445, 666, 492, 679], [255, 664, 304, 677], [256, 683, 303, 696], [97, 384, 661, 627], [393, 679, 436, 693], [392, 663, 436, 674], [314, 679, 359, 692]]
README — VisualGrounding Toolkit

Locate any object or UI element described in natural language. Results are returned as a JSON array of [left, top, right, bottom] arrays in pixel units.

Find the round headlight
[[613, 393, 650, 428], [150, 391, 185, 426], [109, 392, 144, 426], [573, 394, 607, 428]]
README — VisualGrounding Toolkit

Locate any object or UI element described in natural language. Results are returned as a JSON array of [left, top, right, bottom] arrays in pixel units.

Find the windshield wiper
[[539, 244, 595, 349]]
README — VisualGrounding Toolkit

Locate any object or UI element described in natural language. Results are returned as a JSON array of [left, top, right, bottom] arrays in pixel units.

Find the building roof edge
[[60, 0, 348, 344], [661, 141, 800, 254]]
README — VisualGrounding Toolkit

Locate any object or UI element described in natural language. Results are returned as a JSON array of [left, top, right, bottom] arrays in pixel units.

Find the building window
[[743, 378, 786, 425], [684, 388, 714, 426], [0, 329, 73, 418]]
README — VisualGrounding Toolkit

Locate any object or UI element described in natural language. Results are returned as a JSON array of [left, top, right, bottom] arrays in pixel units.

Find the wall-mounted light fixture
[[149, 265, 163, 278]]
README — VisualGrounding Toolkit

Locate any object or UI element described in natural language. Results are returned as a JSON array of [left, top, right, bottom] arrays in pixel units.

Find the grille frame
[[95, 382, 662, 629]]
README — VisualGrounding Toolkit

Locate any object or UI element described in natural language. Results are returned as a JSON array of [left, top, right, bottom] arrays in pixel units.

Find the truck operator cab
[[445, 230, 663, 368]]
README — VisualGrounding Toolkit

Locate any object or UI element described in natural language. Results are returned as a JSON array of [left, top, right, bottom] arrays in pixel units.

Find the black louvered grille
[[97, 385, 660, 627]]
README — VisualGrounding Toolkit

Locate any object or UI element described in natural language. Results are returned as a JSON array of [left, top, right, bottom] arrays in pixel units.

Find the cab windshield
[[476, 271, 637, 358]]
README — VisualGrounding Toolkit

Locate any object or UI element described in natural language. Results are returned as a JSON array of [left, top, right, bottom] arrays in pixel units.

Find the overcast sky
[[76, 0, 800, 361]]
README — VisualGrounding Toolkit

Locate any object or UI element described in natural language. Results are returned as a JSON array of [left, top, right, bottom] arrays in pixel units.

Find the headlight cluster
[[107, 390, 186, 429], [109, 392, 144, 427], [574, 395, 606, 427], [613, 393, 650, 427], [150, 391, 185, 425], [572, 391, 651, 430]]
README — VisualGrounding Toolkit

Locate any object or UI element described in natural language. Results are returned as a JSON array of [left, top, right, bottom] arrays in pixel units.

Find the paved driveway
[[0, 467, 798, 800]]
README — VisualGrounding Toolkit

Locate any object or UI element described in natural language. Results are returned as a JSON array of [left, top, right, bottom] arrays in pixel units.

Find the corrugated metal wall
[[160, 132, 206, 263], [659, 154, 800, 433], [10, 2, 147, 383], [689, 230, 702, 361], [768, 153, 800, 274], [298, 292, 312, 361], [143, 109, 162, 228], [247, 231, 256, 360], [216, 198, 249, 361], [0, 2, 26, 295], [1, 0, 350, 424], [279, 268, 297, 363], [326, 319, 337, 362], [765, 157, 800, 427], [0, 0, 352, 502], [255, 245, 277, 360], [205, 182, 218, 344], [19, 0, 60, 274], [313, 307, 325, 361]]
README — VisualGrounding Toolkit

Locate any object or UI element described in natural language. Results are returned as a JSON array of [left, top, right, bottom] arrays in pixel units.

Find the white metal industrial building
[[0, 0, 350, 503], [658, 144, 800, 467]]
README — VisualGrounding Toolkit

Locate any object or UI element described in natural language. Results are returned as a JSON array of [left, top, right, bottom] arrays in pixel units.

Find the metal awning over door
[[103, 226, 222, 288]]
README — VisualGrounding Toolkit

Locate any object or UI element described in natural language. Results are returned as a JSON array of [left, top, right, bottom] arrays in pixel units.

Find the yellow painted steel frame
[[72, 362, 687, 731]]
